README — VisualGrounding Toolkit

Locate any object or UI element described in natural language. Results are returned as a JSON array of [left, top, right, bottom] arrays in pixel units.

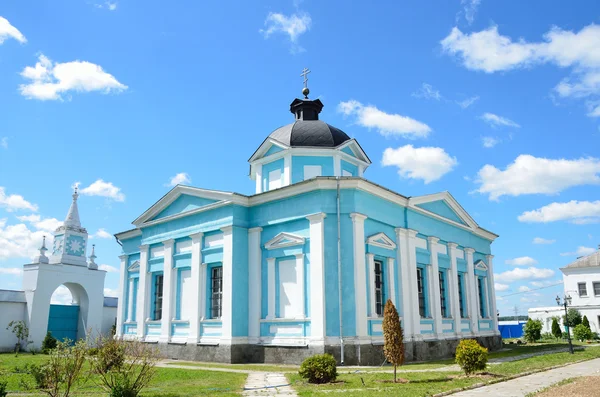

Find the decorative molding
[[264, 232, 306, 250], [306, 212, 326, 223], [366, 232, 397, 250], [474, 260, 488, 271], [350, 212, 367, 222], [127, 260, 140, 272]]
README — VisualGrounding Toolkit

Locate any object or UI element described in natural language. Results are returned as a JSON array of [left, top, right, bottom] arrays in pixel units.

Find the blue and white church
[[115, 84, 501, 364]]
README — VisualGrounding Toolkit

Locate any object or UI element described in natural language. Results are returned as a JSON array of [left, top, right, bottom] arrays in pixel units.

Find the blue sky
[[1, 0, 599, 315]]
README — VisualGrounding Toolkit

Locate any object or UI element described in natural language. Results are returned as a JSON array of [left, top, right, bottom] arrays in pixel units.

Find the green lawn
[[165, 360, 300, 373], [0, 353, 247, 396]]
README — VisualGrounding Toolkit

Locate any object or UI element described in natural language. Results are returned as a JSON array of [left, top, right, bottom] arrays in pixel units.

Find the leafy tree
[[455, 339, 488, 375], [573, 324, 593, 341], [41, 332, 58, 354], [551, 317, 562, 339], [582, 315, 591, 331], [564, 308, 582, 328], [382, 299, 404, 383], [523, 319, 543, 342], [6, 320, 32, 355]]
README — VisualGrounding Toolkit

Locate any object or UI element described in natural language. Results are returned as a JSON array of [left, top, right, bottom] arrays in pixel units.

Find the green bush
[[551, 317, 562, 339], [573, 324, 593, 341], [455, 339, 488, 376], [299, 354, 337, 384], [565, 308, 582, 328], [41, 331, 57, 354], [523, 319, 543, 342], [0, 378, 7, 397], [582, 315, 591, 330]]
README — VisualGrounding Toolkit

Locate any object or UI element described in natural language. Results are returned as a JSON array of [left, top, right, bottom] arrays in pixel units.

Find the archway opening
[[48, 283, 90, 343]]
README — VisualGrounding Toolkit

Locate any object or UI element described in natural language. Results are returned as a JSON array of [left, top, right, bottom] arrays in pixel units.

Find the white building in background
[[529, 247, 600, 334]]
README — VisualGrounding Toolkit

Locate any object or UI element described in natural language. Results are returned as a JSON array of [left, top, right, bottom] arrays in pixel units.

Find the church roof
[[269, 120, 351, 148], [562, 249, 600, 270]]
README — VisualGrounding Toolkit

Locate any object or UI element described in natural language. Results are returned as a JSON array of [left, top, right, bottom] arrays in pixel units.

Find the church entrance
[[48, 304, 80, 342], [45, 283, 91, 343]]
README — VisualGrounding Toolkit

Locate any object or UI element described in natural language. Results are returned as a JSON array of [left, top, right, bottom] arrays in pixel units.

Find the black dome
[[269, 120, 351, 148]]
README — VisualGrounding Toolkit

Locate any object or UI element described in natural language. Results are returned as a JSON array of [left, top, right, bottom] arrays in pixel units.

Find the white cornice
[[366, 232, 397, 250], [264, 232, 306, 250], [115, 228, 142, 240], [138, 200, 235, 229]]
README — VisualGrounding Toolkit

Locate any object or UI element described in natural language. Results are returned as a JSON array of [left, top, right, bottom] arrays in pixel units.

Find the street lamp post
[[556, 295, 574, 355]]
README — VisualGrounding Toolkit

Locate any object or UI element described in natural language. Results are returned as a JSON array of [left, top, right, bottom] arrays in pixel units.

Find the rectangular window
[[303, 165, 322, 180], [579, 282, 588, 297], [210, 267, 223, 319], [439, 271, 448, 318], [457, 273, 466, 318], [268, 169, 282, 190], [153, 274, 163, 321], [417, 267, 426, 317], [477, 277, 485, 318], [594, 282, 600, 297], [374, 260, 384, 317]]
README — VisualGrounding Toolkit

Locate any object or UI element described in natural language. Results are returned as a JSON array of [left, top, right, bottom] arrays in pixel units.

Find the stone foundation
[[152, 334, 502, 365]]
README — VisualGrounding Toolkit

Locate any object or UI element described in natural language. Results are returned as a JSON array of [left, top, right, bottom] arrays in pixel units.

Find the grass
[[164, 360, 299, 373], [0, 353, 248, 396]]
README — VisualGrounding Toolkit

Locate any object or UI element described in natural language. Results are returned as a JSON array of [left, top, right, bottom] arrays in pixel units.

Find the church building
[[114, 81, 501, 364]]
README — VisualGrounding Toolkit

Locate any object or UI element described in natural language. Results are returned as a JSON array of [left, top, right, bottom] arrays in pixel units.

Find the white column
[[334, 154, 341, 177], [307, 213, 326, 342], [255, 164, 263, 194], [487, 255, 499, 334], [283, 154, 291, 186], [220, 226, 233, 339], [160, 239, 175, 342], [116, 254, 128, 337], [248, 227, 262, 342], [464, 248, 478, 333], [395, 228, 414, 340], [448, 243, 462, 336], [387, 258, 396, 306], [367, 253, 376, 317], [295, 253, 305, 319], [127, 279, 135, 322], [266, 257, 276, 320], [136, 245, 149, 339], [199, 262, 207, 320], [351, 213, 368, 339], [188, 232, 203, 344], [428, 237, 442, 337]]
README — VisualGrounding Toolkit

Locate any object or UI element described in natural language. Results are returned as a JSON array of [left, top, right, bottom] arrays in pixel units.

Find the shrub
[[6, 320, 32, 355], [299, 354, 337, 384], [89, 337, 158, 397], [582, 315, 591, 330], [0, 373, 7, 397], [382, 299, 404, 382], [565, 308, 582, 328], [41, 332, 58, 354], [36, 339, 88, 397], [455, 339, 488, 376], [540, 332, 554, 341], [523, 319, 543, 343], [551, 317, 562, 339], [573, 324, 593, 341]]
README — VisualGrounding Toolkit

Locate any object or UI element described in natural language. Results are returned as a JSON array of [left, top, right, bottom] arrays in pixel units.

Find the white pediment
[[366, 232, 396, 250], [128, 260, 140, 272], [264, 232, 305, 250], [474, 260, 488, 271]]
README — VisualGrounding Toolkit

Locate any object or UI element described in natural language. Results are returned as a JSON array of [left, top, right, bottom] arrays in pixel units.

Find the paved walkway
[[452, 357, 600, 396], [242, 372, 298, 396]]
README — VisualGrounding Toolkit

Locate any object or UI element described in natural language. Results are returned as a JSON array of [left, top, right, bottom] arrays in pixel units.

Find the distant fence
[[499, 323, 525, 339]]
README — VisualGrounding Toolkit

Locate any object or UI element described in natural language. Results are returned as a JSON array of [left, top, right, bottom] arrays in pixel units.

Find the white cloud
[[518, 286, 532, 292], [560, 246, 596, 257], [456, 96, 479, 109], [0, 17, 26, 44], [338, 100, 431, 138], [98, 264, 118, 273], [91, 228, 112, 239], [79, 179, 125, 202], [495, 283, 509, 291], [476, 155, 600, 201], [166, 172, 191, 187], [0, 267, 22, 275], [460, 0, 481, 25], [260, 12, 311, 53], [482, 136, 500, 148], [412, 83, 442, 100], [530, 279, 563, 288], [16, 214, 61, 233], [0, 220, 47, 260], [495, 267, 555, 283], [505, 256, 538, 266], [533, 237, 556, 245], [51, 286, 73, 304], [480, 112, 520, 128], [20, 54, 127, 101], [441, 24, 600, 117], [104, 287, 119, 297], [518, 200, 600, 223], [0, 187, 38, 212], [1, 137, 7, 149], [382, 145, 457, 184], [106, 2, 117, 11]]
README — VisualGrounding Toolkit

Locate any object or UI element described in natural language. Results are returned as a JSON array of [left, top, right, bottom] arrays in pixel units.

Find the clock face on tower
[[52, 235, 64, 255]]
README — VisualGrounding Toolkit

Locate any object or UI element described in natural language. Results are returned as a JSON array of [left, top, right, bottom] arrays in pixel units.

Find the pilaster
[[387, 257, 396, 306], [295, 253, 305, 319], [248, 227, 262, 342], [188, 232, 203, 344], [255, 164, 263, 194], [116, 254, 128, 337], [367, 253, 376, 317], [428, 237, 442, 337], [283, 154, 291, 186], [136, 245, 149, 339], [447, 243, 462, 336], [266, 257, 276, 320], [160, 239, 175, 343], [350, 213, 368, 339], [464, 248, 478, 333], [396, 228, 420, 339], [487, 255, 499, 334], [220, 226, 234, 340], [307, 212, 326, 343]]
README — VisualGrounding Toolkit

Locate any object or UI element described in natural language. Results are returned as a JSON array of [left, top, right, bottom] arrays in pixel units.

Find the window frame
[[152, 274, 164, 321], [457, 273, 466, 318], [578, 282, 588, 297], [417, 267, 427, 318], [210, 266, 223, 319], [374, 259, 384, 317], [477, 277, 486, 318], [439, 270, 448, 318], [593, 281, 600, 297]]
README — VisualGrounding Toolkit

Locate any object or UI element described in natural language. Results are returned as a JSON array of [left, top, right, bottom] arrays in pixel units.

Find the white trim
[[307, 212, 326, 339], [474, 260, 488, 270], [116, 254, 128, 337], [266, 257, 276, 320], [428, 237, 443, 337], [140, 200, 233, 228], [115, 229, 141, 240], [367, 253, 377, 317], [187, 232, 203, 344], [409, 192, 478, 230], [283, 154, 291, 186], [351, 213, 368, 338], [387, 257, 396, 306], [366, 232, 397, 250], [395, 228, 414, 340], [159, 239, 175, 342], [248, 138, 290, 163], [248, 227, 262, 340], [415, 237, 427, 250], [254, 164, 263, 194], [464, 248, 479, 333], [448, 242, 462, 336], [136, 245, 149, 339], [220, 227, 233, 338], [264, 232, 305, 250], [127, 260, 140, 272], [295, 253, 305, 319]]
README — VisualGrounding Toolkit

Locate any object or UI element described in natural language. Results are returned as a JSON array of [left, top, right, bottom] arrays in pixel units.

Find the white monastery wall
[[0, 301, 27, 352]]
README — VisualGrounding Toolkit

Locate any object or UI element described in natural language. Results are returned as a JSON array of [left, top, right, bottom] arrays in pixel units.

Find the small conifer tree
[[551, 317, 562, 339], [382, 299, 404, 382], [583, 315, 591, 331]]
